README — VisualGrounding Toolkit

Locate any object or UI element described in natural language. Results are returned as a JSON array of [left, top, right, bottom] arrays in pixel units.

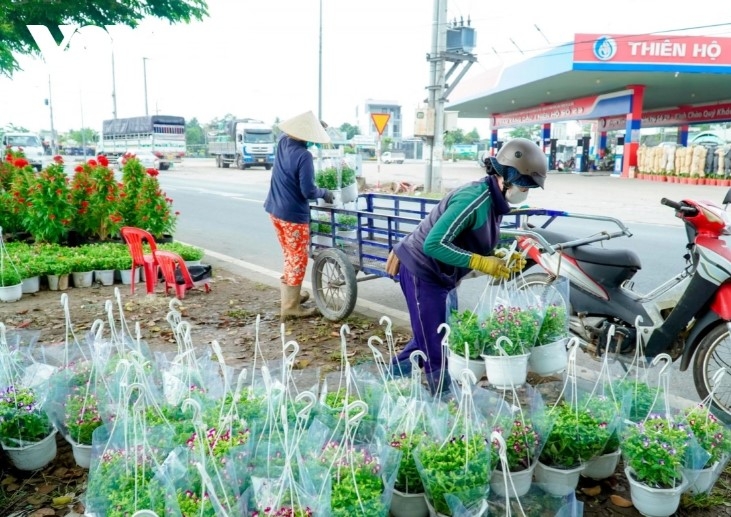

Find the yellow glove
[[468, 254, 510, 280], [494, 249, 527, 273]]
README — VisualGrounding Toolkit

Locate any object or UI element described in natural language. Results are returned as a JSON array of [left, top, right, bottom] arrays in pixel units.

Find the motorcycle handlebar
[[661, 197, 698, 216]]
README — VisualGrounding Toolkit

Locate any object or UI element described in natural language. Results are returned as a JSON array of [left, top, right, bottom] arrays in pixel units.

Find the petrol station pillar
[[491, 129, 498, 156], [623, 85, 645, 178], [542, 123, 553, 169], [599, 131, 607, 155], [677, 124, 689, 146]]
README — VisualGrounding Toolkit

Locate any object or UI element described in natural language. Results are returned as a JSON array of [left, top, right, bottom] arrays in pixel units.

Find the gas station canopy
[[449, 33, 731, 125]]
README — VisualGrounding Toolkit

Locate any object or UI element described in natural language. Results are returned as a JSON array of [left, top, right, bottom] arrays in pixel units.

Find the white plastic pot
[[2, 429, 58, 471], [535, 461, 584, 497], [94, 269, 115, 286], [582, 449, 621, 480], [447, 349, 486, 383], [72, 271, 94, 288], [490, 462, 536, 498], [21, 276, 40, 294], [390, 489, 429, 517], [340, 182, 359, 204], [67, 437, 93, 469], [528, 338, 569, 376], [482, 353, 530, 389], [626, 467, 686, 517], [0, 282, 22, 302], [118, 267, 140, 285]]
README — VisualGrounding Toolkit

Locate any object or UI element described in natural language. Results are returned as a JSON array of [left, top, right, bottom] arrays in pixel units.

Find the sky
[[1, 0, 730, 139]]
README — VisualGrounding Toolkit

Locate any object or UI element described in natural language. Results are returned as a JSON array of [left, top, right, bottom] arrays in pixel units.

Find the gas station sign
[[574, 33, 731, 68], [599, 101, 731, 129]]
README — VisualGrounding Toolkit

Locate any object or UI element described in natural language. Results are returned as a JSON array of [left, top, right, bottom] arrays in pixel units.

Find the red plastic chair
[[153, 250, 211, 299], [120, 227, 159, 295]]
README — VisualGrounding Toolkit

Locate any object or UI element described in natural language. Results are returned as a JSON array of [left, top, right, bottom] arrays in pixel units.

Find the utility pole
[[143, 57, 149, 117], [47, 75, 57, 156], [111, 49, 118, 119], [425, 0, 448, 192], [317, 0, 324, 168], [423, 0, 476, 192]]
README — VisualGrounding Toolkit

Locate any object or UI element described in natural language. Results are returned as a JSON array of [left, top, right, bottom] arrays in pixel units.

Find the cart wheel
[[311, 248, 357, 321]]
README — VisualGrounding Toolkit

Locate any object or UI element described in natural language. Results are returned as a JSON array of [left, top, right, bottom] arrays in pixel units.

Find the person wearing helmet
[[384, 137, 547, 394], [264, 111, 335, 321]]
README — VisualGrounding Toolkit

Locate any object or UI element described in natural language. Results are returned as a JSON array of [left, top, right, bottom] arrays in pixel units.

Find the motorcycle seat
[[531, 228, 642, 269]]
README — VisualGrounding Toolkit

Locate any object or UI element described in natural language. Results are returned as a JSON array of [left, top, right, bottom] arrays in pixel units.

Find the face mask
[[306, 142, 316, 149], [505, 185, 529, 204]]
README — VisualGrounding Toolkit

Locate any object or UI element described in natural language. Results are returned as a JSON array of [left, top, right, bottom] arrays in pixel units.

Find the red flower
[[5, 154, 12, 162], [53, 155, 63, 163], [13, 158, 29, 168], [97, 155, 109, 167], [175, 211, 180, 216], [146, 168, 159, 177], [74, 165, 83, 173], [87, 159, 98, 167]]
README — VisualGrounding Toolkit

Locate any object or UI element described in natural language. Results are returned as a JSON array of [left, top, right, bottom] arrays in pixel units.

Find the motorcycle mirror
[[723, 188, 731, 210]]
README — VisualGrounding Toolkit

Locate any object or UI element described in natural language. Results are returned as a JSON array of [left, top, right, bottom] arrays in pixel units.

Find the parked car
[[115, 149, 161, 170], [381, 151, 405, 164]]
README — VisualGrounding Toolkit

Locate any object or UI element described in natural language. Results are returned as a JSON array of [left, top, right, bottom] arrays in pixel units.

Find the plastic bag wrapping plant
[[534, 276, 570, 346], [413, 372, 505, 516], [299, 404, 400, 516], [85, 390, 177, 517], [0, 324, 55, 447], [475, 279, 544, 357], [316, 327, 383, 444], [536, 342, 620, 496], [1, 327, 59, 389], [620, 353, 711, 491], [492, 383, 553, 474], [378, 354, 432, 495], [673, 368, 731, 494]]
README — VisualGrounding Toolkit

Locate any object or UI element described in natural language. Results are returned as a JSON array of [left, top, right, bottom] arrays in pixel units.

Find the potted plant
[[159, 242, 205, 265], [47, 256, 73, 291], [23, 160, 75, 244], [414, 434, 493, 517], [491, 417, 542, 498], [68, 250, 96, 288], [16, 251, 45, 294], [340, 166, 359, 203], [130, 168, 178, 240], [621, 414, 690, 516], [389, 429, 429, 517], [536, 401, 611, 496], [581, 394, 622, 480], [0, 385, 57, 471], [480, 304, 541, 388], [528, 303, 569, 376], [0, 266, 22, 302], [64, 389, 104, 468], [446, 309, 486, 382], [336, 214, 357, 240], [680, 404, 731, 494]]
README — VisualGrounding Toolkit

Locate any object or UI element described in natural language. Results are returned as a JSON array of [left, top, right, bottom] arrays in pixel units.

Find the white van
[[2, 132, 49, 171]]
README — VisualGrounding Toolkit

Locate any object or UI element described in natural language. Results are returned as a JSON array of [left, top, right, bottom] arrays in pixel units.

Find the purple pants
[[395, 265, 455, 374]]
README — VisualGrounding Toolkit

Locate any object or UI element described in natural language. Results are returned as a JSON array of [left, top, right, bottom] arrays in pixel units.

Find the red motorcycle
[[509, 193, 731, 418]]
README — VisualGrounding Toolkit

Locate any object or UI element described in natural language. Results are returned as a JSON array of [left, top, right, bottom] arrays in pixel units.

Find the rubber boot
[[280, 276, 309, 303], [281, 284, 317, 321], [425, 369, 451, 398]]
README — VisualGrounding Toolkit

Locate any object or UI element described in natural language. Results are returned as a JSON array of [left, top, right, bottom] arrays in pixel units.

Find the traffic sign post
[[370, 113, 390, 188]]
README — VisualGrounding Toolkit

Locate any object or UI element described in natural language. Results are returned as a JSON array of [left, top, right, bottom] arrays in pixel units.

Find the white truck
[[381, 151, 405, 164], [2, 132, 49, 171], [208, 119, 275, 170]]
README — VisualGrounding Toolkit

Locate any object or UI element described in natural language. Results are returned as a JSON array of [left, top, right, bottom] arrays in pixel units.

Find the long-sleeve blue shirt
[[264, 135, 328, 224]]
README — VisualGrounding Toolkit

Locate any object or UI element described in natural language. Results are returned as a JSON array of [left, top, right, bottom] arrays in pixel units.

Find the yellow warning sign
[[370, 113, 391, 136]]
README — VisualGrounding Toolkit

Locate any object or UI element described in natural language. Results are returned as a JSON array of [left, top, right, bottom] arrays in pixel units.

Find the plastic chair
[[153, 250, 211, 299], [120, 227, 159, 295]]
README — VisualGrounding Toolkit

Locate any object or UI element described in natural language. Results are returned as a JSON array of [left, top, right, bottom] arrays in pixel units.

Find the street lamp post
[[47, 74, 57, 156], [317, 0, 323, 167], [143, 57, 149, 117]]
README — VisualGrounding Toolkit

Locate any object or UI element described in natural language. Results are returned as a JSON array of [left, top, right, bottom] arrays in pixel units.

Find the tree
[[66, 128, 98, 146], [339, 123, 360, 140], [508, 126, 538, 140], [0, 0, 209, 75], [464, 128, 480, 143], [185, 118, 205, 146], [443, 128, 466, 152], [382, 136, 393, 151]]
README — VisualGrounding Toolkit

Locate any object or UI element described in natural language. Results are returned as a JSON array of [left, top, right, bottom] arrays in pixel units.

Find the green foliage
[[622, 415, 690, 489], [537, 304, 568, 345], [494, 417, 542, 472], [0, 266, 21, 286], [65, 389, 103, 445], [315, 166, 356, 189], [448, 309, 483, 359], [23, 162, 74, 243], [482, 304, 542, 355], [158, 242, 205, 261], [0, 0, 209, 76], [0, 386, 53, 445], [415, 435, 492, 516], [391, 430, 427, 493], [185, 118, 206, 146], [336, 214, 357, 230], [339, 123, 361, 140], [681, 404, 731, 466], [617, 380, 661, 423], [540, 402, 611, 468]]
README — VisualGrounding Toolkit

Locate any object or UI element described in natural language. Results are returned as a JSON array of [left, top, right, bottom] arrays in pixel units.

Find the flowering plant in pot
[[414, 434, 494, 516], [135, 168, 178, 239], [493, 417, 541, 473], [447, 309, 483, 360], [481, 304, 541, 356], [71, 157, 123, 242], [680, 404, 731, 468], [540, 401, 611, 470], [536, 303, 568, 346], [64, 389, 104, 446], [23, 161, 74, 244], [621, 414, 690, 489], [0, 385, 54, 446], [390, 429, 427, 495]]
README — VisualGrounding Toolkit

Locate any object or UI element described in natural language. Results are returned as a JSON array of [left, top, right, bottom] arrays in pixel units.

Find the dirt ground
[[0, 265, 728, 516]]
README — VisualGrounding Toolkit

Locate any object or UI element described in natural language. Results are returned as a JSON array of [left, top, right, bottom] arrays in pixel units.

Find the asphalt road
[[151, 157, 731, 404]]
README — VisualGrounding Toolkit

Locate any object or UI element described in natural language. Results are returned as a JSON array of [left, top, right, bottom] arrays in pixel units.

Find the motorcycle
[[506, 192, 731, 418]]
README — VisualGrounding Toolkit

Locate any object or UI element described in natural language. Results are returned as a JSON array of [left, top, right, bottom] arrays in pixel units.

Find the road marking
[[197, 246, 410, 325], [170, 186, 264, 203]]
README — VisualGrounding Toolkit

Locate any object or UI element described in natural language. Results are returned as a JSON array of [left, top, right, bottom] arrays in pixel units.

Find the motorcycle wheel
[[692, 323, 731, 423]]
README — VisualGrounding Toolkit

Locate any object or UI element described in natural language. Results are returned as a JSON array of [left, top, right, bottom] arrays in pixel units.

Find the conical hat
[[279, 111, 331, 144]]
